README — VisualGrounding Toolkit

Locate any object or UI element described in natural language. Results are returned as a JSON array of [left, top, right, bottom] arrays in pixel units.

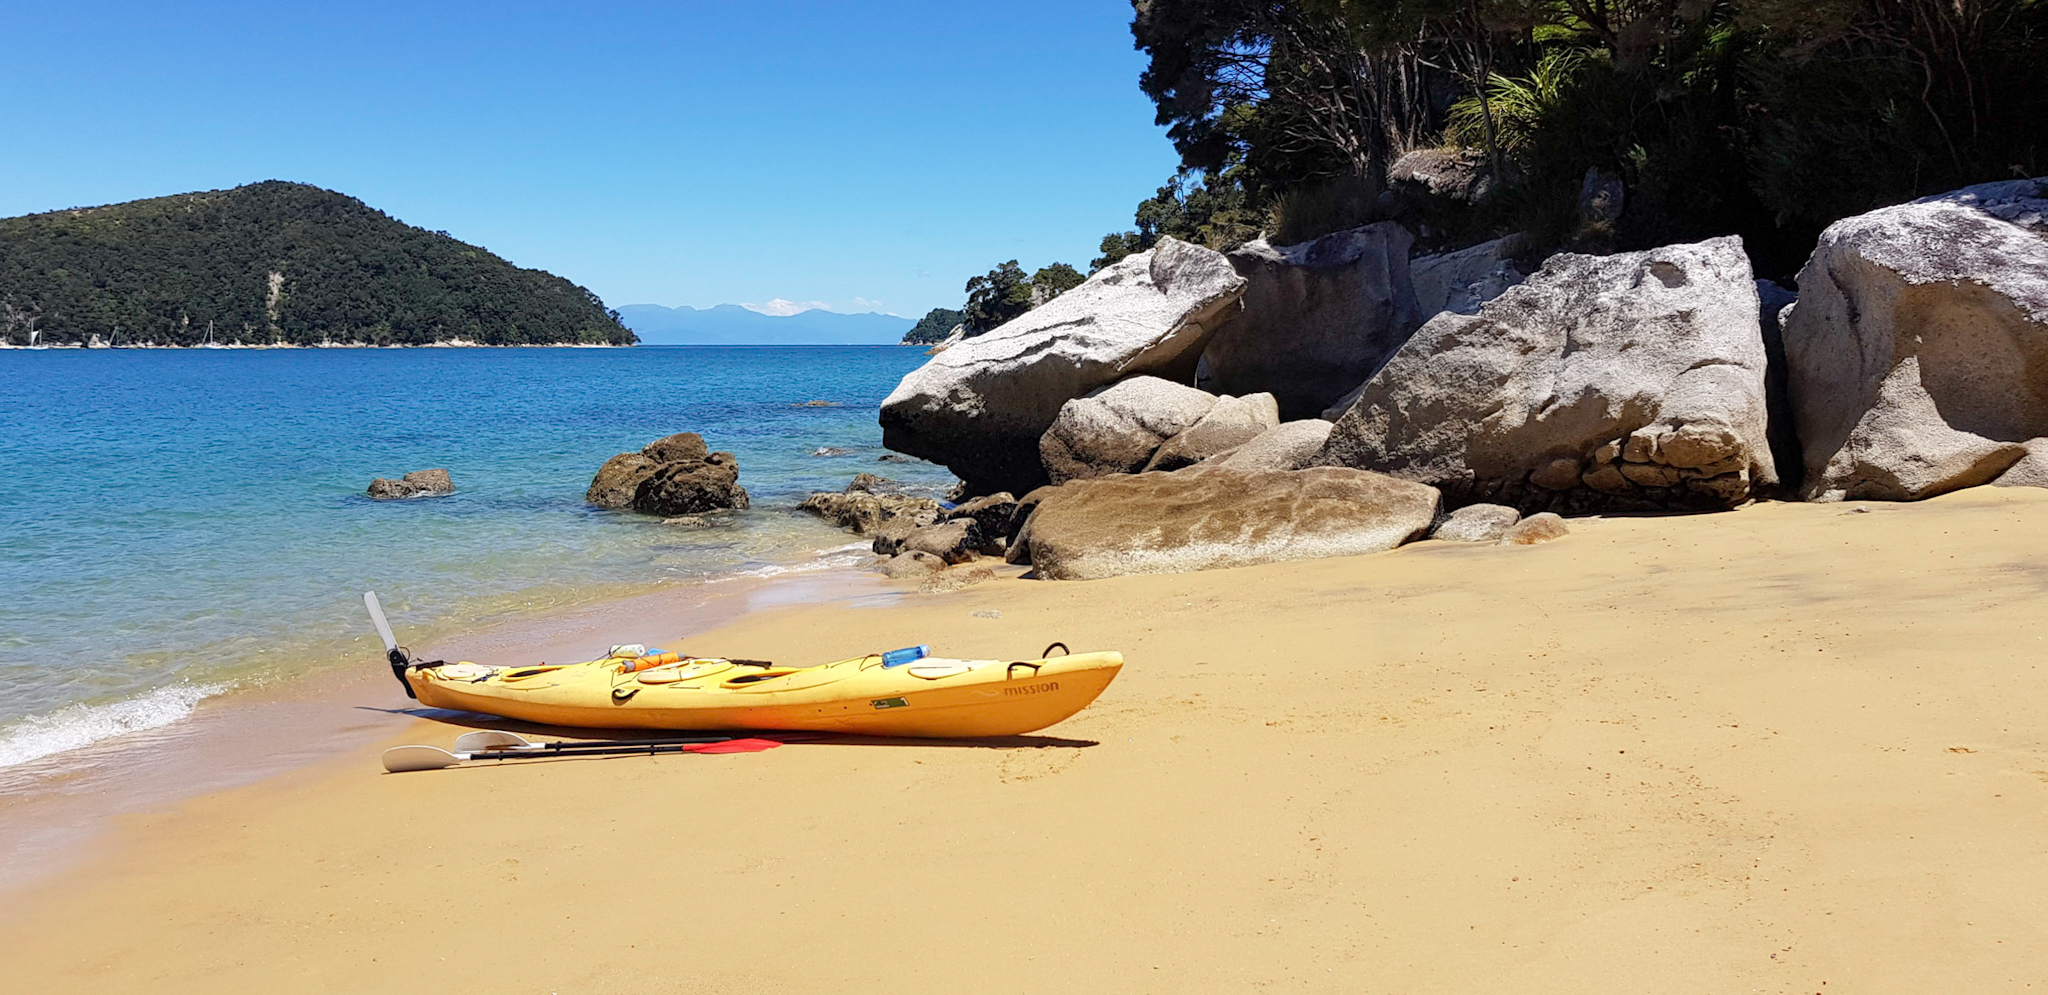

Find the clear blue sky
[[0, 1, 1180, 318]]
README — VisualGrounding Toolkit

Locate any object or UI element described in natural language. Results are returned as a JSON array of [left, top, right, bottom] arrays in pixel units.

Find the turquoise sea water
[[0, 346, 951, 768]]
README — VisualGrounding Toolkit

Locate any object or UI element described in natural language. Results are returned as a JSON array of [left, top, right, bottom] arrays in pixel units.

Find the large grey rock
[[1316, 236, 1776, 512], [1198, 223, 1418, 420], [1009, 464, 1440, 580], [1431, 503, 1520, 542], [1782, 177, 2048, 501], [1993, 439, 2048, 489], [1411, 235, 1526, 319], [1213, 419, 1335, 472], [1039, 376, 1218, 484], [1144, 393, 1281, 471], [587, 434, 749, 515], [880, 238, 1246, 495]]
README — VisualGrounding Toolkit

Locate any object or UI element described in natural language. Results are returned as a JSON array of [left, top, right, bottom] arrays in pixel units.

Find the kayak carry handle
[[1041, 642, 1070, 658]]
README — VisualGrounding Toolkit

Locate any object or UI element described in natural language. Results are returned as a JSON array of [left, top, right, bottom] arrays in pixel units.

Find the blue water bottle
[[880, 645, 930, 667]]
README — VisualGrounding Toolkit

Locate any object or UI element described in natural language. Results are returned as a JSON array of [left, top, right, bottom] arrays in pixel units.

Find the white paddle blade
[[364, 592, 400, 653], [382, 745, 463, 773], [452, 731, 536, 752]]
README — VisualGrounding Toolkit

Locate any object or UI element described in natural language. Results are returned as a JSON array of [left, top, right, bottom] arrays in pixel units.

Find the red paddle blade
[[683, 738, 782, 754]]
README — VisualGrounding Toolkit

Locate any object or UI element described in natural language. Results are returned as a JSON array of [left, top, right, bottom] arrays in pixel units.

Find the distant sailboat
[[200, 320, 228, 350], [24, 326, 48, 350]]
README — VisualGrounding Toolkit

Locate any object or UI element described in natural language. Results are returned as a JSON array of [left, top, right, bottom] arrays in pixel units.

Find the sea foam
[[0, 683, 227, 770]]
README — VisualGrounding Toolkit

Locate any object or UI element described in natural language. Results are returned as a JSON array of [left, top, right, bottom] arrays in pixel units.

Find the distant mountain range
[[616, 304, 914, 345]]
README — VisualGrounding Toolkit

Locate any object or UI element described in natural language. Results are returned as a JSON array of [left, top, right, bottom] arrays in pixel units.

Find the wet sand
[[6, 488, 2048, 992]]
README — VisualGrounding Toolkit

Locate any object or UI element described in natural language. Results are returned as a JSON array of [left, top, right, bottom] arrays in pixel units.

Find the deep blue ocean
[[0, 346, 952, 769]]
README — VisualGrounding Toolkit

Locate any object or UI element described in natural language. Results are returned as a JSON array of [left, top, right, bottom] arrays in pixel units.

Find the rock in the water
[[1499, 512, 1569, 545], [880, 238, 1247, 495], [1009, 464, 1440, 580], [1317, 236, 1775, 513], [902, 519, 983, 565], [1213, 419, 1335, 472], [801, 477, 944, 537], [641, 432, 709, 463], [1144, 393, 1281, 471], [1411, 235, 1525, 319], [366, 468, 454, 500], [633, 452, 749, 516], [1198, 224, 1418, 420], [1782, 177, 2048, 501], [587, 434, 748, 515], [879, 550, 946, 578], [1432, 503, 1520, 542], [1039, 376, 1218, 484]]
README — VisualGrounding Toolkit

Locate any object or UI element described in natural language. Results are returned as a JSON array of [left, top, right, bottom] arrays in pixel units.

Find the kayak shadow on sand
[[354, 704, 1099, 750]]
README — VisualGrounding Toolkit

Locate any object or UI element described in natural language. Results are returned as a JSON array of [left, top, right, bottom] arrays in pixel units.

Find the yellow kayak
[[401, 647, 1123, 738]]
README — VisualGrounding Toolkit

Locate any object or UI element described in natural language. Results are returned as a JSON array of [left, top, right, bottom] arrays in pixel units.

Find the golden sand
[[6, 488, 2048, 992]]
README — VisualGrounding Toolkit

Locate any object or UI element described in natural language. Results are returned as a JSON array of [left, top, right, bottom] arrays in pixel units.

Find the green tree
[[962, 260, 1033, 334], [900, 306, 966, 345], [1029, 263, 1085, 304]]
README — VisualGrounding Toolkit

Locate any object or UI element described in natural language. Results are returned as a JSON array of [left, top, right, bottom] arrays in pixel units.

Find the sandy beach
[[6, 487, 2048, 992]]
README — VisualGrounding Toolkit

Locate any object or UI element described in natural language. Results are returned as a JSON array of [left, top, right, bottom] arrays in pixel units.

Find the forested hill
[[0, 181, 635, 346]]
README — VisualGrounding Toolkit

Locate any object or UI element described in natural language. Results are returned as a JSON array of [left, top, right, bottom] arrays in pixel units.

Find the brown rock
[[641, 432, 710, 463], [367, 468, 455, 500], [879, 551, 946, 578], [1011, 464, 1440, 580], [1499, 512, 1570, 545], [902, 520, 983, 565], [919, 564, 998, 594], [587, 434, 750, 515]]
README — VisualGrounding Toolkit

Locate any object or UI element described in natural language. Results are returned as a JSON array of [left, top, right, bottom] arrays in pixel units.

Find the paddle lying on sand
[[381, 733, 782, 773]]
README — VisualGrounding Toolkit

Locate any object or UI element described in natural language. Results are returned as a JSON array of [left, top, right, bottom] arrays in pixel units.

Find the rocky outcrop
[[800, 477, 944, 536], [1431, 503, 1520, 542], [1007, 465, 1440, 580], [367, 468, 453, 500], [1039, 376, 1218, 484], [587, 433, 749, 516], [1211, 419, 1335, 473], [880, 238, 1246, 495], [1994, 440, 2048, 489], [1500, 512, 1570, 545], [1198, 224, 1419, 420], [1782, 177, 2048, 501], [1316, 236, 1775, 512], [1143, 392, 1281, 471], [1411, 235, 1525, 319]]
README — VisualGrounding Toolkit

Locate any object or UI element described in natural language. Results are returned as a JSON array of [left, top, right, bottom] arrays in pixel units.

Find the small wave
[[0, 683, 228, 770]]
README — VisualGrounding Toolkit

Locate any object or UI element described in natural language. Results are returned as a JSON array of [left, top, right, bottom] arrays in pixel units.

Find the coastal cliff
[[0, 181, 635, 347]]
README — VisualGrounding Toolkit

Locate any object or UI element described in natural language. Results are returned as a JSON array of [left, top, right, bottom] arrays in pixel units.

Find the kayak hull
[[406, 651, 1122, 738]]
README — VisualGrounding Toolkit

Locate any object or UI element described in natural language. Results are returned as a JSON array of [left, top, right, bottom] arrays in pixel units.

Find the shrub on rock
[[1316, 236, 1775, 513], [1782, 177, 2048, 501]]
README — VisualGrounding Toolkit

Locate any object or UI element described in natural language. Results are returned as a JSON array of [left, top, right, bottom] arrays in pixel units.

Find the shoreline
[[6, 486, 2048, 990], [0, 562, 902, 897]]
